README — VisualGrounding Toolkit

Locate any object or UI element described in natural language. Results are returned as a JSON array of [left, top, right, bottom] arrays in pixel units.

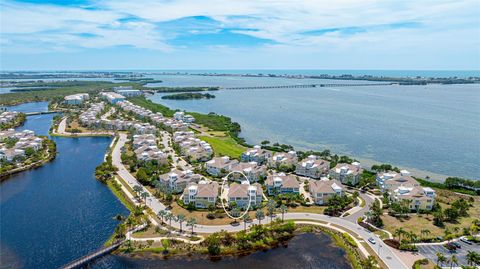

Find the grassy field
[[199, 135, 246, 159], [382, 190, 479, 238], [288, 205, 326, 214]]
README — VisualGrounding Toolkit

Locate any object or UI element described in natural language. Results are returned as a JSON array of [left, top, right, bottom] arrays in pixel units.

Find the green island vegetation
[[161, 92, 216, 100], [0, 112, 26, 130], [149, 86, 219, 92], [0, 137, 56, 179], [0, 81, 138, 106]]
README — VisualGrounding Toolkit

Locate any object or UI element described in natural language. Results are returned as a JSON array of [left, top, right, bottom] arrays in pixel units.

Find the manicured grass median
[[199, 135, 246, 159]]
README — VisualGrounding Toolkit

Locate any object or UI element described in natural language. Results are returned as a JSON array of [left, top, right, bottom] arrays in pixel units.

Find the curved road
[[112, 133, 407, 269]]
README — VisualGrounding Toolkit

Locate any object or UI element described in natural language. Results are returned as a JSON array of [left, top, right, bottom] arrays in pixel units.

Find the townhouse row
[[0, 111, 22, 126], [79, 102, 156, 134], [0, 129, 43, 162], [173, 131, 213, 162], [132, 134, 167, 163]]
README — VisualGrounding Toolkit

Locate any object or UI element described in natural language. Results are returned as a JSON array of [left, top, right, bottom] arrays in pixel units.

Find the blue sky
[[1, 0, 479, 70]]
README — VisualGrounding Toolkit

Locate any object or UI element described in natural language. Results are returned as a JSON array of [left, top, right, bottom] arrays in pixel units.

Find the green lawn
[[199, 135, 246, 159]]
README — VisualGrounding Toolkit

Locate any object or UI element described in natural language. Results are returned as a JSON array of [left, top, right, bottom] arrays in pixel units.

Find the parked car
[[451, 242, 461, 249], [368, 237, 376, 244], [444, 243, 457, 251], [460, 237, 473, 245]]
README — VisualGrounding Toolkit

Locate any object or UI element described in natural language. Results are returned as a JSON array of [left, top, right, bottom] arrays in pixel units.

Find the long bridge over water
[[222, 82, 395, 90]]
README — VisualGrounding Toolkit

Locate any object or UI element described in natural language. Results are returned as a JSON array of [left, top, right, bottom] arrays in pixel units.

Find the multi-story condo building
[[205, 156, 239, 177], [265, 173, 300, 196], [230, 161, 267, 182], [295, 155, 330, 179], [309, 179, 344, 205], [182, 181, 219, 208], [390, 186, 436, 211], [329, 162, 363, 186], [241, 145, 272, 165], [64, 93, 89, 105], [158, 169, 203, 193], [267, 151, 298, 169], [227, 182, 263, 209]]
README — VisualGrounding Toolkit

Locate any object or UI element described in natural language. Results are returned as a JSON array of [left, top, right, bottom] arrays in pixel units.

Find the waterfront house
[[267, 151, 298, 169], [241, 145, 272, 164], [0, 111, 21, 126], [265, 172, 300, 196], [329, 162, 363, 186], [227, 182, 263, 209], [115, 89, 141, 97], [376, 170, 419, 192], [390, 186, 436, 211], [309, 179, 344, 205], [205, 156, 239, 177], [182, 181, 219, 208], [159, 169, 203, 193], [295, 155, 330, 179]]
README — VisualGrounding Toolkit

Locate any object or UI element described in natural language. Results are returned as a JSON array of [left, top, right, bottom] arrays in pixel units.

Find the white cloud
[[0, 0, 478, 69]]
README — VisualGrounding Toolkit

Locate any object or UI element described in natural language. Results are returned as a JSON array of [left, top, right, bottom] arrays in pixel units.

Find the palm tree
[[165, 212, 174, 226], [450, 255, 458, 269], [420, 229, 431, 240], [361, 256, 378, 269], [256, 209, 265, 224], [466, 251, 478, 266], [279, 205, 288, 222], [133, 185, 143, 198], [242, 214, 251, 231], [408, 232, 418, 247], [186, 217, 197, 234], [157, 210, 167, 222], [141, 191, 149, 205], [267, 200, 276, 223], [436, 252, 447, 267], [394, 227, 405, 241], [177, 214, 186, 231]]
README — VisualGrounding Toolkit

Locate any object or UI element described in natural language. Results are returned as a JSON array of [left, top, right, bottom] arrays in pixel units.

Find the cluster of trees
[[436, 251, 479, 268], [371, 163, 400, 173], [0, 112, 26, 130], [157, 210, 197, 233], [433, 198, 472, 227], [161, 92, 216, 100], [203, 220, 295, 255], [445, 177, 480, 193], [94, 155, 118, 183], [324, 194, 355, 216], [366, 199, 383, 227]]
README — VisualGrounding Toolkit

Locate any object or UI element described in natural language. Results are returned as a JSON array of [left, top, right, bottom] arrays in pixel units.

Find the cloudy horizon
[[1, 0, 479, 70]]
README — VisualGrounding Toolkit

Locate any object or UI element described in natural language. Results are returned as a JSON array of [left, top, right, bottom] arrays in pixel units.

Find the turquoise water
[[149, 80, 480, 180], [1, 103, 129, 269]]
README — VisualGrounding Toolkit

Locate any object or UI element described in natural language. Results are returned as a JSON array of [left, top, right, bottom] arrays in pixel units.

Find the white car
[[368, 237, 376, 244]]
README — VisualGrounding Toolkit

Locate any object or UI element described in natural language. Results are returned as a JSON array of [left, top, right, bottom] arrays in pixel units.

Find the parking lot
[[417, 240, 480, 267]]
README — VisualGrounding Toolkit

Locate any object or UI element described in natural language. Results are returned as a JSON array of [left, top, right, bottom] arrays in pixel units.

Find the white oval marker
[[220, 170, 252, 220]]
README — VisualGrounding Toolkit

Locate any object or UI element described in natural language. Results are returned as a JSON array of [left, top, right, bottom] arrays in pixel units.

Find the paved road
[[345, 191, 376, 223], [112, 133, 408, 269], [418, 240, 480, 267]]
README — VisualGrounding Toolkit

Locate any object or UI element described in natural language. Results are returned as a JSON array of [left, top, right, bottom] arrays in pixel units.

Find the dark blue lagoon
[[92, 232, 352, 269], [0, 102, 129, 269]]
